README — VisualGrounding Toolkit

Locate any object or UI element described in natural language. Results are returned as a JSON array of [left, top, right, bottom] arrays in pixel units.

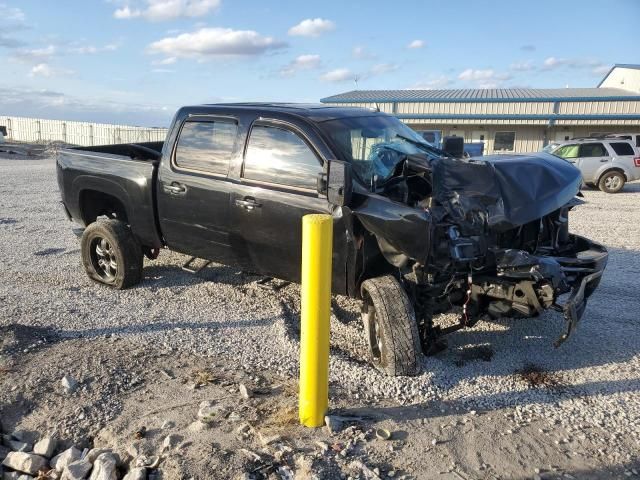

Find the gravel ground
[[1, 152, 639, 479]]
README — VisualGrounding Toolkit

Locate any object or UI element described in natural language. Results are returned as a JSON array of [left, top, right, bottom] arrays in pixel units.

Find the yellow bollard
[[299, 214, 333, 427]]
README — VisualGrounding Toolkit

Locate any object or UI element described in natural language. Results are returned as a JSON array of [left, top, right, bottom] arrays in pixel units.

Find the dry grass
[[190, 368, 217, 386]]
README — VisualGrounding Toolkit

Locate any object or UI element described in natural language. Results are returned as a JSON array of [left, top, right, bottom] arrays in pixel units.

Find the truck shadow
[[140, 262, 264, 290]]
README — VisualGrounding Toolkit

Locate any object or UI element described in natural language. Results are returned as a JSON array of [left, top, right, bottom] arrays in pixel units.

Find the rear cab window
[[609, 142, 635, 156], [242, 124, 322, 191], [174, 119, 238, 175]]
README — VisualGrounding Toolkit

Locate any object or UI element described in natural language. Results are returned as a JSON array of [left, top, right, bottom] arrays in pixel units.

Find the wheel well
[[79, 190, 129, 225], [597, 168, 627, 183]]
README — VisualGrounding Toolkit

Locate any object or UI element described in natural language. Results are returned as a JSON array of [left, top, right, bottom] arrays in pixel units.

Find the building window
[[416, 130, 442, 145], [494, 131, 516, 151]]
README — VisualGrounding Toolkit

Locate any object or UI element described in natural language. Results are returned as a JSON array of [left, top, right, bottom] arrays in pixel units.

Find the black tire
[[361, 275, 422, 376], [598, 171, 625, 193], [81, 219, 143, 289]]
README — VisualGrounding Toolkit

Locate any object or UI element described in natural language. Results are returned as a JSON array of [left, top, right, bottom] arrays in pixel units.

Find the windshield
[[542, 143, 559, 153], [320, 115, 440, 185]]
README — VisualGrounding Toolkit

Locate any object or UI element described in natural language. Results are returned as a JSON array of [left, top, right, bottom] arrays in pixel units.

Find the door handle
[[163, 183, 187, 195], [600, 158, 609, 162], [235, 198, 262, 211]]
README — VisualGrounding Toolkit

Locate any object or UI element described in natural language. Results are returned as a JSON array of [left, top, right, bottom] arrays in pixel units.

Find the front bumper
[[549, 235, 608, 346], [469, 235, 608, 346]]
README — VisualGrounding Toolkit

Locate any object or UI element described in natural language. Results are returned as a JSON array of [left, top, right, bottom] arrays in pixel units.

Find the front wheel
[[361, 275, 422, 376], [598, 171, 625, 193], [81, 219, 143, 289]]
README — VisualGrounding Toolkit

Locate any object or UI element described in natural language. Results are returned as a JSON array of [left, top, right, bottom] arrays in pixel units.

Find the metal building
[[320, 64, 640, 154]]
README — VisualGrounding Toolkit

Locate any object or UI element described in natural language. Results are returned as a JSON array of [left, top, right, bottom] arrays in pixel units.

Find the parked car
[[582, 132, 640, 150], [546, 138, 640, 193], [57, 104, 608, 376]]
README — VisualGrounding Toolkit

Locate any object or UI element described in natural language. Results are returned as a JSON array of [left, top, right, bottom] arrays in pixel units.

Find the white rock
[[238, 384, 252, 399], [84, 449, 111, 464], [61, 459, 92, 480], [122, 468, 146, 480], [162, 434, 180, 450], [33, 437, 57, 458], [61, 375, 79, 393], [2, 451, 49, 475], [51, 447, 82, 472], [88, 453, 117, 480], [160, 420, 174, 430]]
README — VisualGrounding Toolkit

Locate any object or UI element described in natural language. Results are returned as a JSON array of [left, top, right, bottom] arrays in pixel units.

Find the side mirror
[[442, 136, 465, 158], [326, 160, 352, 207]]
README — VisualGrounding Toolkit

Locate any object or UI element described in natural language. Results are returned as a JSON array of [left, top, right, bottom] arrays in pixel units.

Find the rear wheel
[[598, 171, 625, 193], [81, 219, 143, 289], [361, 275, 422, 376]]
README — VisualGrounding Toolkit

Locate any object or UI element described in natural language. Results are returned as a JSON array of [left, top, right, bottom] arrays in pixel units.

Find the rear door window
[[553, 144, 579, 159], [610, 142, 635, 156], [243, 124, 322, 190], [578, 143, 607, 157], [175, 120, 237, 175]]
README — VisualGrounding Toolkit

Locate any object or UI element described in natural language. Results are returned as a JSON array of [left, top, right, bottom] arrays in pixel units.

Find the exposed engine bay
[[351, 147, 608, 354]]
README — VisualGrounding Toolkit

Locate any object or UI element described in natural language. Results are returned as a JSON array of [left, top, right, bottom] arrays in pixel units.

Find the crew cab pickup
[[57, 104, 608, 376]]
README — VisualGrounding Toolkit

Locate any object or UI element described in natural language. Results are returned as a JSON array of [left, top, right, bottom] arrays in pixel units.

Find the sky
[[0, 0, 638, 127]]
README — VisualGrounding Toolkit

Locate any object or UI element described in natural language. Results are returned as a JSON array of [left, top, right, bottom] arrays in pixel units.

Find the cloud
[[29, 63, 53, 77], [458, 68, 512, 88], [409, 75, 452, 90], [520, 44, 536, 52], [152, 56, 177, 65], [114, 0, 221, 21], [0, 35, 26, 48], [541, 56, 603, 71], [28, 63, 74, 78], [510, 60, 535, 72], [352, 45, 375, 60], [147, 27, 287, 60], [69, 43, 120, 54], [12, 44, 57, 63], [592, 64, 611, 76], [407, 39, 425, 49], [320, 68, 353, 83], [369, 63, 398, 76], [0, 85, 174, 126], [0, 3, 25, 23], [280, 54, 321, 77], [288, 18, 335, 37], [0, 2, 28, 47]]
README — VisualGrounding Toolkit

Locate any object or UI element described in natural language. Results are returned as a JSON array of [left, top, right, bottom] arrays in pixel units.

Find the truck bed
[[56, 142, 164, 248]]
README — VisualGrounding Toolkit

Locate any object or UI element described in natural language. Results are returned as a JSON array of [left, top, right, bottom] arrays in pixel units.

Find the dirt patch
[[515, 363, 562, 389]]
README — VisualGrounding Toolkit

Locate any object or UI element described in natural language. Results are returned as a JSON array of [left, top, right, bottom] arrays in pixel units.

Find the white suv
[[547, 139, 640, 193]]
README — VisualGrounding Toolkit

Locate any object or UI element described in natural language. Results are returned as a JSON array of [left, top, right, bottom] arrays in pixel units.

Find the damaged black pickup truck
[[57, 104, 608, 376]]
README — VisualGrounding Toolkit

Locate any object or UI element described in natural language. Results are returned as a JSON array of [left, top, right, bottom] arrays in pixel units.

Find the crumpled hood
[[432, 152, 582, 231]]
